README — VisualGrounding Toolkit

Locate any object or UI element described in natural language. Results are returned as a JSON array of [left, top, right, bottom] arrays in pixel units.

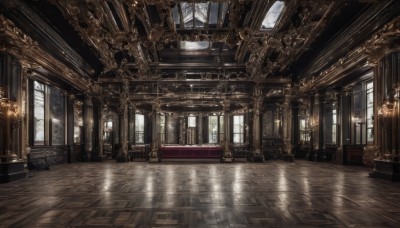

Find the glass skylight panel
[[208, 3, 219, 25], [180, 41, 210, 50], [172, 4, 181, 25], [220, 3, 228, 26], [181, 2, 194, 28], [261, 1, 285, 29], [194, 3, 208, 28], [173, 2, 227, 29]]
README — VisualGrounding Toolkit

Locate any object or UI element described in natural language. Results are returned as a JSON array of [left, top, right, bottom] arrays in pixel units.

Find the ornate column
[[149, 99, 161, 162], [83, 95, 93, 161], [370, 51, 400, 181], [0, 53, 22, 161], [334, 88, 344, 164], [222, 98, 233, 162], [66, 94, 75, 163], [99, 102, 108, 159], [251, 86, 264, 162], [179, 113, 185, 145], [116, 79, 129, 162], [198, 114, 203, 145], [282, 85, 294, 161]]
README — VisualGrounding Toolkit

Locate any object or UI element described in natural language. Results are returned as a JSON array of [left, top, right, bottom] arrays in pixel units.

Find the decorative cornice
[[52, 0, 150, 75], [300, 16, 400, 93], [0, 15, 92, 92]]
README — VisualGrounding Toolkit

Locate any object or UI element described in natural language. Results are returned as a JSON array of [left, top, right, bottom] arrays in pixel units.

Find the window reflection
[[135, 114, 145, 144], [34, 81, 45, 145], [208, 116, 218, 143], [233, 115, 244, 143]]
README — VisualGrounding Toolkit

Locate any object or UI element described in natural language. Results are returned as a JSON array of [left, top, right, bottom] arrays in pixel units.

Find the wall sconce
[[0, 87, 6, 106], [309, 117, 318, 132], [352, 115, 364, 125], [394, 83, 400, 100], [0, 87, 18, 117], [379, 98, 395, 118]]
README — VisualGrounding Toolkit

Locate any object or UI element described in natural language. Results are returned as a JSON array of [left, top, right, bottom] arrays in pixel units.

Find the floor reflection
[[1, 161, 400, 227]]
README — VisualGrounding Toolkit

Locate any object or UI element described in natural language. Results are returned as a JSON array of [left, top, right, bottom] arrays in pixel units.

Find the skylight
[[173, 2, 228, 29], [261, 1, 285, 30], [180, 41, 210, 50], [180, 2, 208, 28]]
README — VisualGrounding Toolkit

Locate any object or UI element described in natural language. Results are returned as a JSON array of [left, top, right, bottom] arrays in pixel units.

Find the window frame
[[233, 115, 244, 144]]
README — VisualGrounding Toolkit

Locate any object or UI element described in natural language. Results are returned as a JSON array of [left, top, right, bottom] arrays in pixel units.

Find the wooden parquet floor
[[1, 160, 400, 227]]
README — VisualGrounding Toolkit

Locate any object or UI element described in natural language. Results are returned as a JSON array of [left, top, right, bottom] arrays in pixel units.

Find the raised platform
[[0, 161, 26, 183], [370, 159, 400, 182], [159, 145, 223, 159]]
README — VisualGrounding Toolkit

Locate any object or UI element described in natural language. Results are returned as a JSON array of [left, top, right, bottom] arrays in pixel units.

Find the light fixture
[[0, 87, 18, 117], [379, 98, 395, 118]]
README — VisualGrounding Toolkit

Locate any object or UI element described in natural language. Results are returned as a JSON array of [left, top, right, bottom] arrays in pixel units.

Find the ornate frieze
[[300, 16, 400, 93], [0, 15, 92, 92]]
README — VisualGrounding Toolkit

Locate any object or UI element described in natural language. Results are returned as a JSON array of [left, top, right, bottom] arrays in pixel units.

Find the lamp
[[379, 98, 395, 118], [0, 87, 18, 117]]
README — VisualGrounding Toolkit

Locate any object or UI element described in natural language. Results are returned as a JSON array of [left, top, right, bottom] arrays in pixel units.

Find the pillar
[[222, 98, 233, 162], [83, 95, 93, 161], [149, 99, 160, 162], [116, 80, 129, 162], [282, 86, 294, 161], [0, 53, 22, 161], [179, 113, 185, 145], [252, 87, 263, 158], [370, 52, 400, 181], [66, 94, 75, 163], [198, 114, 203, 145]]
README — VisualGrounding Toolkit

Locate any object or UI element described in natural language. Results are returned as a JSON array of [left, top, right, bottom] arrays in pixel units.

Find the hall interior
[[0, 0, 400, 182]]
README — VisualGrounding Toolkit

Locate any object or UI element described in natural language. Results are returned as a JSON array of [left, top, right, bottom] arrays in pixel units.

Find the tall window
[[219, 115, 224, 143], [32, 80, 65, 146], [299, 109, 310, 143], [332, 106, 337, 144], [135, 114, 145, 144], [160, 115, 165, 144], [352, 78, 373, 145], [208, 116, 218, 143], [50, 87, 65, 145], [33, 81, 45, 145], [73, 101, 83, 144], [366, 81, 374, 143], [233, 115, 244, 143], [188, 116, 196, 128]]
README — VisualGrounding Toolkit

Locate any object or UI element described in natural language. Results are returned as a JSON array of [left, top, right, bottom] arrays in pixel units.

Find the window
[[73, 101, 83, 144], [352, 78, 373, 145], [332, 107, 337, 144], [366, 81, 374, 143], [261, 1, 285, 30], [49, 87, 65, 145], [173, 2, 228, 29], [353, 84, 363, 144], [160, 115, 165, 144], [135, 114, 145, 144], [33, 81, 45, 145], [188, 116, 196, 128], [32, 80, 66, 146], [233, 115, 244, 143], [299, 108, 310, 143], [219, 115, 224, 142], [180, 41, 210, 50], [208, 116, 218, 143]]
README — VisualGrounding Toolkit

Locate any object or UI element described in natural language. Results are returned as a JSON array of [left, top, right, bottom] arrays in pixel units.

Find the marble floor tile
[[1, 160, 400, 227]]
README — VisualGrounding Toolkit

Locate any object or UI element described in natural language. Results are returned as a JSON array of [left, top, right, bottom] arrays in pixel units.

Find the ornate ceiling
[[1, 0, 399, 111]]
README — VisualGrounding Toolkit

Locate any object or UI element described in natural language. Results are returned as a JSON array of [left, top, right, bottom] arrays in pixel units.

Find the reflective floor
[[1, 160, 400, 227]]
